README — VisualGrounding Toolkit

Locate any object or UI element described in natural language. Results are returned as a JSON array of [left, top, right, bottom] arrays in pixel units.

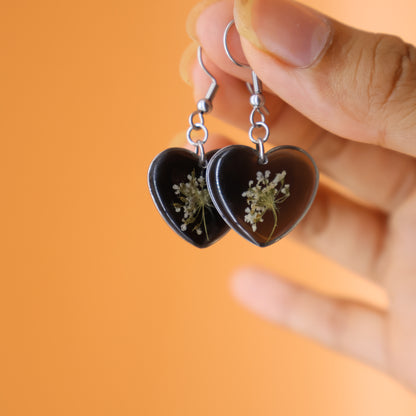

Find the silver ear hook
[[223, 19, 270, 163], [186, 46, 219, 167], [223, 19, 269, 115], [223, 19, 250, 69], [196, 46, 218, 113]]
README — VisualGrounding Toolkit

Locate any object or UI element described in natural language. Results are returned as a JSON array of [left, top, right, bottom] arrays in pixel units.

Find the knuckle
[[337, 33, 416, 144], [366, 35, 416, 111]]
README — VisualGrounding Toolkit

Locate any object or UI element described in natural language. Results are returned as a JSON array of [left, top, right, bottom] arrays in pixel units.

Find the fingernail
[[186, 0, 223, 41], [179, 42, 198, 86], [234, 0, 332, 68]]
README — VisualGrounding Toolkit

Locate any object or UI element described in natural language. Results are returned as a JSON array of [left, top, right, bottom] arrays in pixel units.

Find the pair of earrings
[[148, 21, 319, 248]]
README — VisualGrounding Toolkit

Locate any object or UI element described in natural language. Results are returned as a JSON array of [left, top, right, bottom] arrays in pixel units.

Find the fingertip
[[230, 267, 258, 299], [179, 42, 198, 87], [204, 134, 234, 151], [193, 0, 248, 78], [186, 0, 224, 42], [231, 267, 293, 321], [169, 131, 188, 148]]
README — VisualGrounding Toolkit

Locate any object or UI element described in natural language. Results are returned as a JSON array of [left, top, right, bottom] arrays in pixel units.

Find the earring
[[206, 21, 319, 247], [148, 47, 229, 248]]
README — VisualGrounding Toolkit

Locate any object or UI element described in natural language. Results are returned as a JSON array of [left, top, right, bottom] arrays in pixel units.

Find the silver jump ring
[[257, 140, 267, 164], [249, 108, 266, 126], [189, 111, 205, 129], [187, 124, 208, 146], [256, 141, 268, 165], [223, 20, 250, 69], [195, 140, 207, 166], [249, 121, 270, 144]]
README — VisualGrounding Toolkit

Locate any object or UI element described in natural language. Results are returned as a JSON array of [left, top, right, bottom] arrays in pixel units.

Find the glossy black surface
[[207, 145, 319, 247], [148, 148, 229, 248]]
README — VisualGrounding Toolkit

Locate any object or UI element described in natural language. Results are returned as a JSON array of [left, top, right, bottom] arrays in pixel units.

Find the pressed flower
[[173, 170, 213, 240], [242, 170, 290, 241]]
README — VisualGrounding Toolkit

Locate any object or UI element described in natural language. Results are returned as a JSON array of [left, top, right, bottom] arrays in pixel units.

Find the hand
[[184, 0, 416, 391]]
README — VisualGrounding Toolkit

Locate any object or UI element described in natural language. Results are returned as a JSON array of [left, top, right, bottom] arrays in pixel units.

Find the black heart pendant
[[148, 148, 229, 248], [207, 145, 319, 247]]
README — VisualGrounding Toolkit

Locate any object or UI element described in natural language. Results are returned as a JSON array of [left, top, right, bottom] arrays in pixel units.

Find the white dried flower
[[242, 170, 290, 242], [173, 170, 213, 240]]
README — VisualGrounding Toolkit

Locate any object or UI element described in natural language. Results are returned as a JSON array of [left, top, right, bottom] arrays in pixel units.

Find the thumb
[[234, 0, 416, 156]]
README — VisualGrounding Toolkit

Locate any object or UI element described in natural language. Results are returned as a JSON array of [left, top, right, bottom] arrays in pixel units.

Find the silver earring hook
[[197, 46, 218, 106], [223, 20, 267, 105], [224, 19, 270, 163], [186, 46, 219, 166], [223, 19, 251, 68]]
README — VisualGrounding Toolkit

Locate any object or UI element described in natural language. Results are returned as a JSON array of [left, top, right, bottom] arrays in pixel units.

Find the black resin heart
[[148, 148, 229, 248], [207, 145, 319, 247]]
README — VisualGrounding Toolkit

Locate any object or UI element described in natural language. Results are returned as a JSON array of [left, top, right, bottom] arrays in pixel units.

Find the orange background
[[2, 0, 416, 414]]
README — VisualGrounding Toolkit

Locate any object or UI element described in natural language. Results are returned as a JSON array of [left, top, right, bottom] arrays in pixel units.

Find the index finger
[[192, 0, 416, 157]]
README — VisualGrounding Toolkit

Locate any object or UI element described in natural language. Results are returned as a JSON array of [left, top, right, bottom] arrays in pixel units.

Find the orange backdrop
[[2, 0, 416, 414]]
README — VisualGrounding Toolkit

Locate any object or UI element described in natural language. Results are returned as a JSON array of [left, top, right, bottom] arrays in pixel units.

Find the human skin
[[183, 0, 416, 392]]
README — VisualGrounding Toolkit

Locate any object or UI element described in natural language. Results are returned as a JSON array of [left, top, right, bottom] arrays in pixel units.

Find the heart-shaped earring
[[206, 21, 319, 247], [207, 145, 318, 247], [148, 47, 229, 248], [149, 148, 229, 248]]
